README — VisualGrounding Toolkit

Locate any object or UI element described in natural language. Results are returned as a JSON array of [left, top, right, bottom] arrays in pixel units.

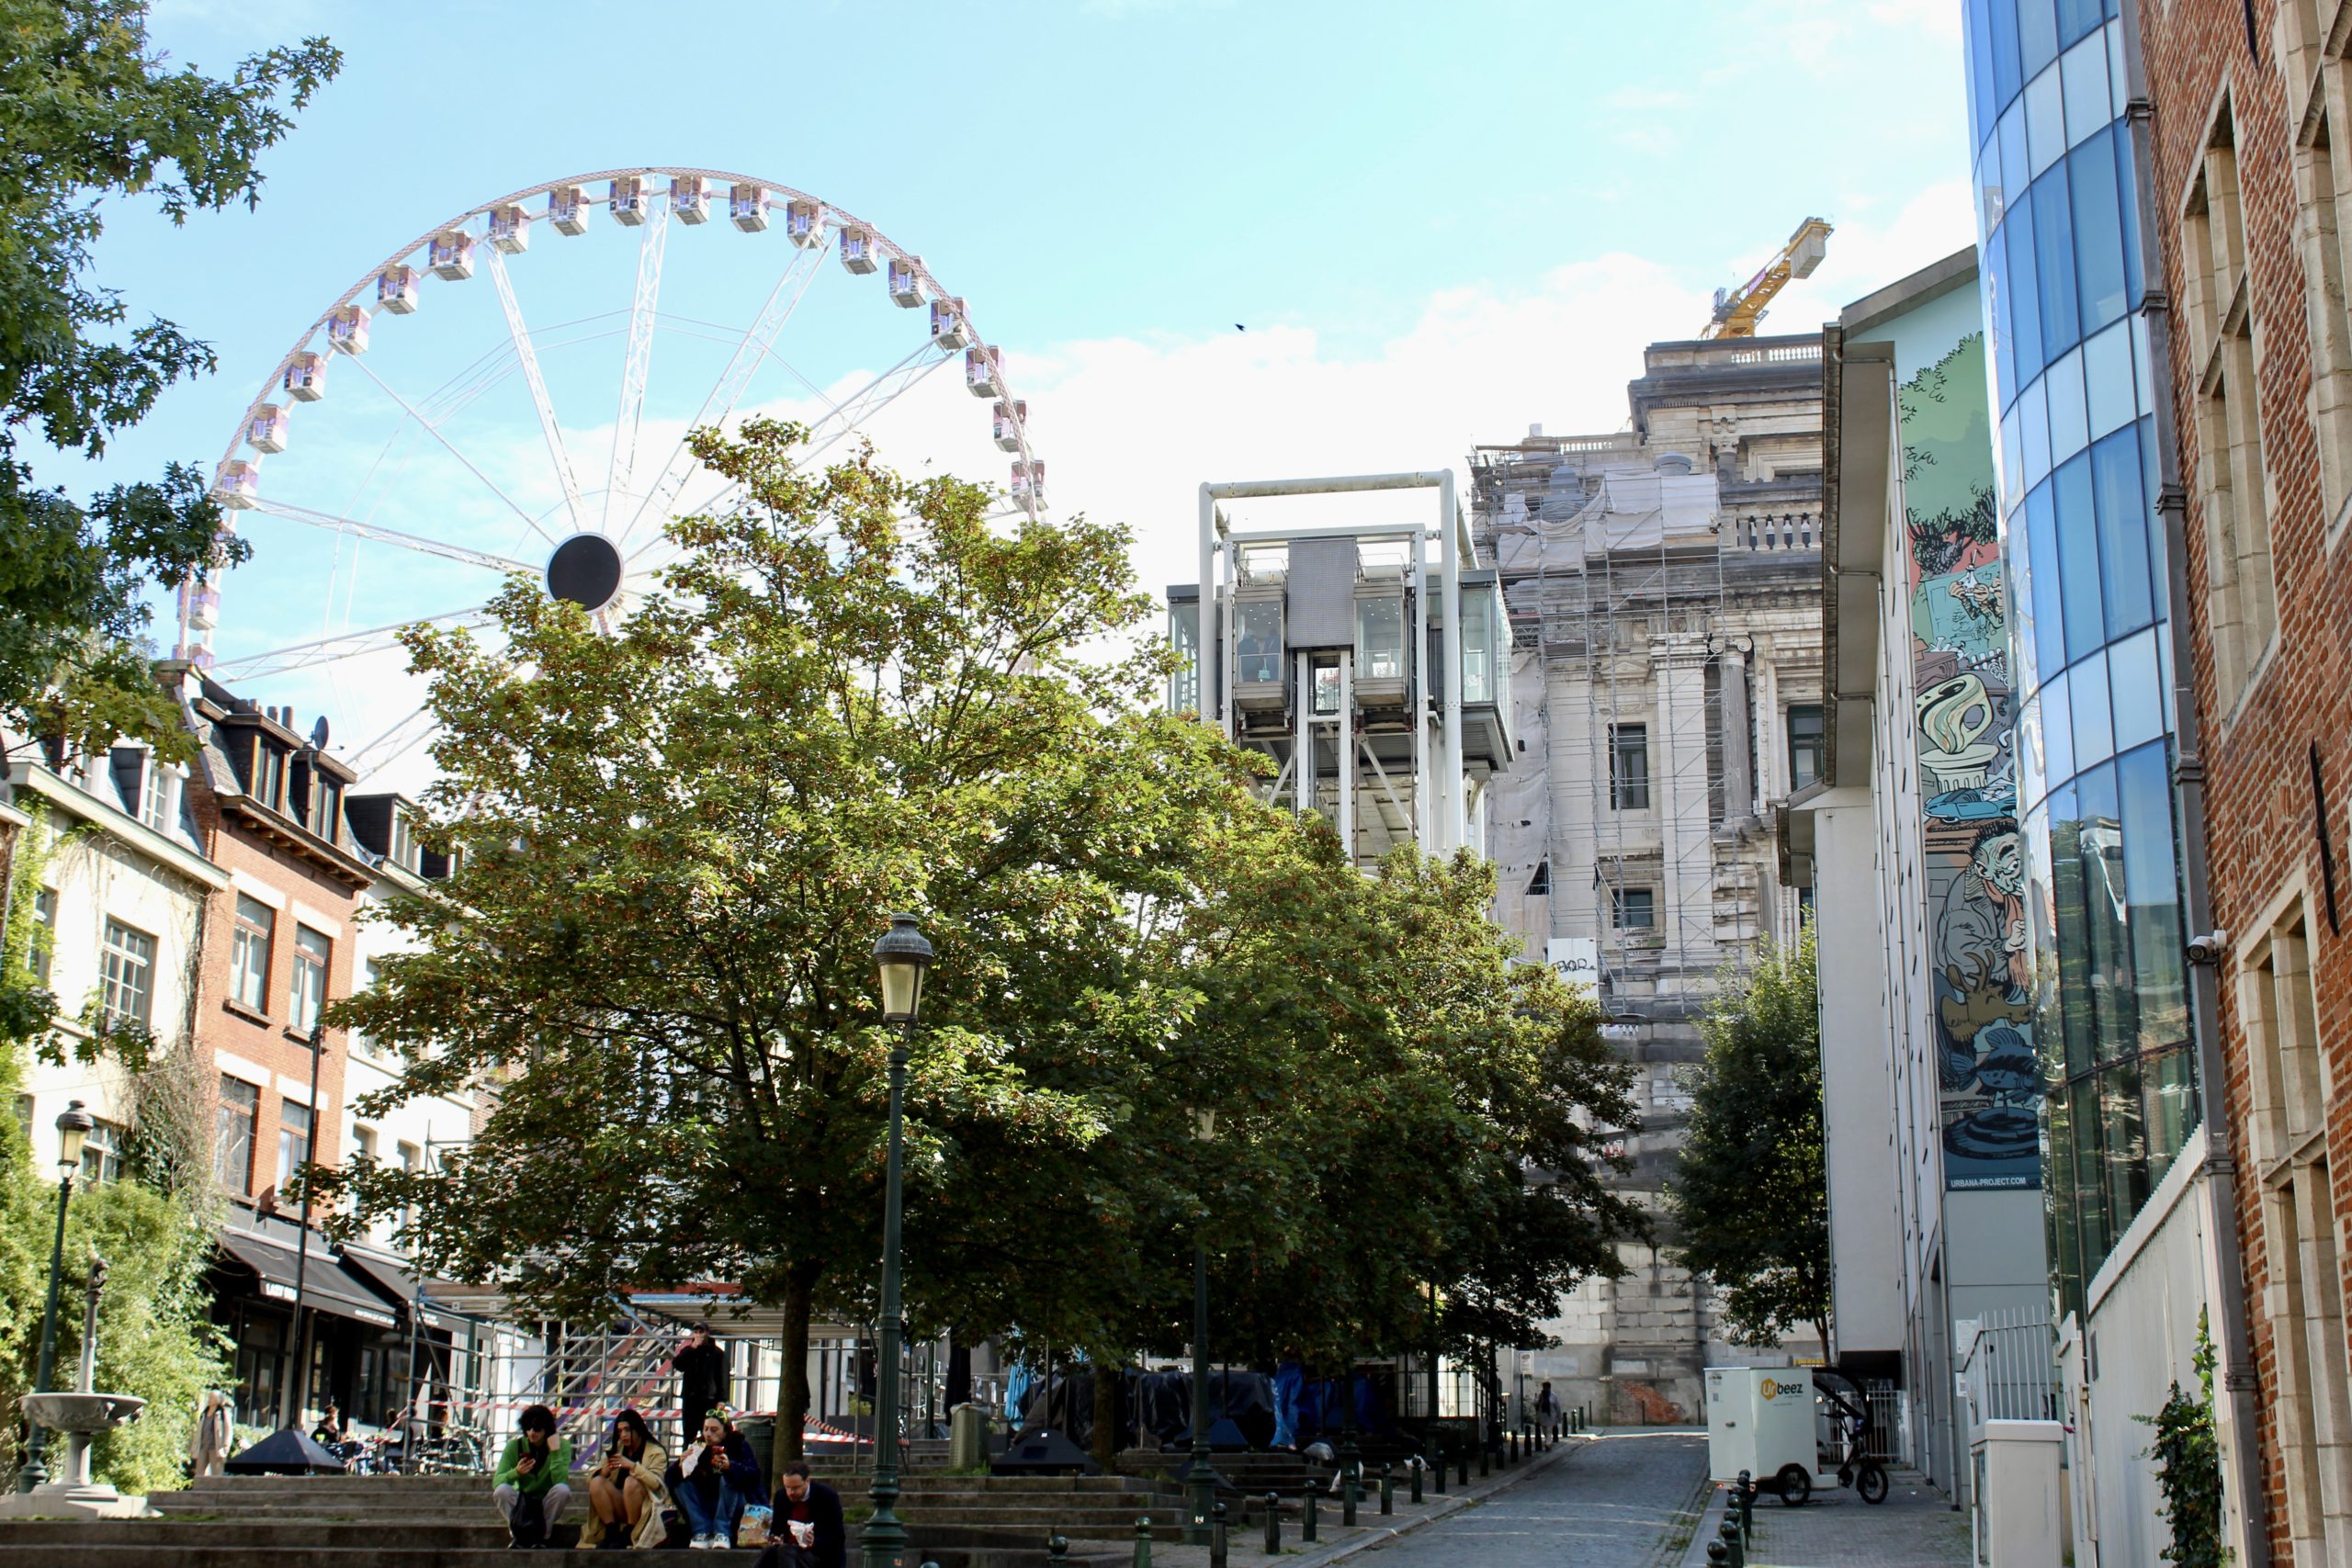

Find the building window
[[99, 919, 155, 1028], [251, 739, 285, 812], [398, 1141, 422, 1235], [353, 1123, 376, 1163], [311, 773, 342, 841], [390, 812, 419, 874], [140, 759, 172, 830], [1611, 723, 1651, 809], [1787, 704, 1826, 792], [231, 896, 274, 1014], [28, 887, 56, 987], [2184, 102, 2279, 704], [216, 1077, 258, 1192], [289, 925, 331, 1035], [2242, 906, 2352, 1562], [1612, 886, 1657, 931], [277, 1100, 312, 1189], [1525, 859, 1551, 897], [80, 1119, 125, 1185], [2292, 51, 2352, 527]]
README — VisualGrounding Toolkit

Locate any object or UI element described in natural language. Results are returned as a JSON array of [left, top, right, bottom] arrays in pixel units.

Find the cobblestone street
[[1727, 1473, 1972, 1568]]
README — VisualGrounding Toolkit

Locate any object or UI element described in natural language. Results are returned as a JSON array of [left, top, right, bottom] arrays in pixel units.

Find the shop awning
[[339, 1247, 469, 1333], [216, 1228, 399, 1331]]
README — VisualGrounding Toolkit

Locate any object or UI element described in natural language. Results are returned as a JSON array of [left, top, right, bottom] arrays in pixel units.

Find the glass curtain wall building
[[1962, 0, 2196, 1323]]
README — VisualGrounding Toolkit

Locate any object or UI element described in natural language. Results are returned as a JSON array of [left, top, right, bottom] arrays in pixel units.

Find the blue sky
[[69, 0, 1977, 781]]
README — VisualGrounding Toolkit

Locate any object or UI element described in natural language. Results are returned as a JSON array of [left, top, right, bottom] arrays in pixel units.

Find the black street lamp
[[17, 1099, 93, 1493], [1182, 1105, 1225, 1546], [865, 914, 932, 1568]]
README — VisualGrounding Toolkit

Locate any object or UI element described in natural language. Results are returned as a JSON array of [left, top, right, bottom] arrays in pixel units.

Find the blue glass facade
[[1963, 0, 2197, 1321]]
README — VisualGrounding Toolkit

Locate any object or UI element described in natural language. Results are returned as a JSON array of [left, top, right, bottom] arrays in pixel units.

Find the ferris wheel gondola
[[187, 166, 1044, 785]]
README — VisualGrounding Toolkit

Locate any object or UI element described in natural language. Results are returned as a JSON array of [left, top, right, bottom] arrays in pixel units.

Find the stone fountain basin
[[22, 1392, 144, 1432]]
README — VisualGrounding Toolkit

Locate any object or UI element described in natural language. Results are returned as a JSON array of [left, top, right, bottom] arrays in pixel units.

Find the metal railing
[[1956, 1308, 2059, 1427]]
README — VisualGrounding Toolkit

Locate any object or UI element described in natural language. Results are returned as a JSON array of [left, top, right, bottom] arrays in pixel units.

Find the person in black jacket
[[670, 1325, 729, 1447], [754, 1461, 846, 1568]]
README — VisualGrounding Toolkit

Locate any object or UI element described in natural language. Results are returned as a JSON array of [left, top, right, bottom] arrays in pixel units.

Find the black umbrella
[[223, 1427, 348, 1474]]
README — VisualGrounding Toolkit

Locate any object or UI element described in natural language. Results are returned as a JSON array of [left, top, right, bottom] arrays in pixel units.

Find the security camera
[[2185, 931, 2229, 966]]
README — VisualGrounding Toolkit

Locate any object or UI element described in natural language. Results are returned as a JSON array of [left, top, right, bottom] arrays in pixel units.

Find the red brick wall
[[184, 774, 359, 1204], [2136, 5, 2352, 1562]]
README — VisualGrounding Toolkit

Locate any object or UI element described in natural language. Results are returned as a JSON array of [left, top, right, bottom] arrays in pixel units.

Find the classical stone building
[[1474, 331, 1826, 1423]]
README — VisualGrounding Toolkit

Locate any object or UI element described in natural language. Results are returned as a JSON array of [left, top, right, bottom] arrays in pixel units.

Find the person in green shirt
[[491, 1404, 575, 1548]]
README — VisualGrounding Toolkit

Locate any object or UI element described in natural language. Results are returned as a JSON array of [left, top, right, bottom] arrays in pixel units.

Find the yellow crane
[[1702, 216, 1833, 339]]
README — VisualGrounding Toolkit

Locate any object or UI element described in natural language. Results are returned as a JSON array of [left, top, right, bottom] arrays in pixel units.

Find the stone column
[[1718, 641, 1752, 823]]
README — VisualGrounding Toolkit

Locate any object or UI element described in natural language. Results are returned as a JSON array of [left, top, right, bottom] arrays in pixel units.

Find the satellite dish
[[310, 716, 331, 751]]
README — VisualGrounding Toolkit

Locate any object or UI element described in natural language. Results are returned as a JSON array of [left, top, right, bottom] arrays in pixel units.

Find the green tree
[[0, 813, 228, 1490], [322, 420, 1264, 1456], [0, 0, 338, 762], [1668, 926, 1828, 1348]]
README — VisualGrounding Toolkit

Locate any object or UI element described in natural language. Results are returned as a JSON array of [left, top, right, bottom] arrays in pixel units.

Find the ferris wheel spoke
[[344, 703, 444, 777], [792, 342, 954, 468], [603, 203, 672, 535], [211, 608, 499, 680], [245, 497, 539, 577], [488, 248, 590, 534], [345, 355, 561, 547], [615, 243, 828, 550]]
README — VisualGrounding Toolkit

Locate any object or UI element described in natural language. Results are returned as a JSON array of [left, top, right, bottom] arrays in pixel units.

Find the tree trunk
[[779, 1268, 816, 1461], [1090, 1353, 1121, 1471], [945, 1337, 972, 1410]]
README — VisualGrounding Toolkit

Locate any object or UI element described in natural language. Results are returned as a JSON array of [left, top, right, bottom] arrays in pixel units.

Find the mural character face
[[1973, 829, 2024, 899]]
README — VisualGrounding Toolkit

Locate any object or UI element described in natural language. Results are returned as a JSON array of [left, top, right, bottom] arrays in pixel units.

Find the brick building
[[2134, 3, 2352, 1562]]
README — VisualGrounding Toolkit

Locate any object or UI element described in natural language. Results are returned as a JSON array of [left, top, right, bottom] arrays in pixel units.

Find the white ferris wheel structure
[[187, 166, 1045, 785]]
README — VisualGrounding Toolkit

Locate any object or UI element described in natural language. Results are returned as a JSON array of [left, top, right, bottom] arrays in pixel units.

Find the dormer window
[[390, 809, 421, 873], [311, 773, 343, 841], [251, 739, 286, 812], [109, 745, 179, 831]]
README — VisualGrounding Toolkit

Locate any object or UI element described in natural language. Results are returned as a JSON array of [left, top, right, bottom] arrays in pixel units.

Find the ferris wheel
[[186, 166, 1044, 786]]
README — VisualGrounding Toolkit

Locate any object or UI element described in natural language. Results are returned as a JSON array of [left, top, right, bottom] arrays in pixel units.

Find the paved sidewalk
[[1679, 1471, 1970, 1568]]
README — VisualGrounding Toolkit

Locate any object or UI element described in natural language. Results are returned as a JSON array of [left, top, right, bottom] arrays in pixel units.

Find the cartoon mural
[[1898, 332, 2039, 1190]]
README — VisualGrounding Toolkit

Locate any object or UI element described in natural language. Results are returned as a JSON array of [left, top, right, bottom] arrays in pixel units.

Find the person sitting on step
[[753, 1460, 846, 1568], [667, 1408, 762, 1550], [492, 1404, 576, 1549], [581, 1407, 670, 1551]]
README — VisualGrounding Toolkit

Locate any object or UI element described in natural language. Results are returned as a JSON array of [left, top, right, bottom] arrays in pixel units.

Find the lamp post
[[277, 1020, 326, 1431], [17, 1099, 93, 1493], [865, 915, 933, 1568], [1182, 1105, 1224, 1546]]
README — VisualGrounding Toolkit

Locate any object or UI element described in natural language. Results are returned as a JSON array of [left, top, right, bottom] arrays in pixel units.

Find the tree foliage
[[0, 0, 338, 761], [1668, 926, 1828, 1348], [323, 421, 1645, 1453]]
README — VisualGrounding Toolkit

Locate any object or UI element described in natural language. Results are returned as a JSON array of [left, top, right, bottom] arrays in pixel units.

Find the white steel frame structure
[[1183, 471, 1506, 863]]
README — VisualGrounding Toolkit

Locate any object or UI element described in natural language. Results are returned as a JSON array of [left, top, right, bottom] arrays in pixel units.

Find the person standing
[[1534, 1381, 1560, 1440], [754, 1461, 846, 1568], [671, 1325, 729, 1447], [491, 1404, 576, 1549], [189, 1389, 233, 1478]]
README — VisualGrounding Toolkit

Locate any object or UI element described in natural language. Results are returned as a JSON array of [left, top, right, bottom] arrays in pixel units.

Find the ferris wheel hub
[[546, 531, 626, 613]]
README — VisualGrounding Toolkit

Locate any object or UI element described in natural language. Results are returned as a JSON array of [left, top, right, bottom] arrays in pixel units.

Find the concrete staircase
[[0, 1472, 1156, 1566]]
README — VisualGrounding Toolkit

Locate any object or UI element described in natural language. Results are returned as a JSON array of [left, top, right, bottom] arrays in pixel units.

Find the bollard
[[1478, 1436, 1490, 1478], [1720, 1516, 1745, 1568], [1380, 1466, 1394, 1516], [1135, 1514, 1155, 1568], [1302, 1485, 1318, 1543], [1210, 1502, 1228, 1568], [1048, 1537, 1071, 1565], [1431, 1441, 1447, 1495], [1409, 1456, 1424, 1505], [1457, 1447, 1470, 1487], [1509, 1429, 1520, 1463], [1262, 1492, 1281, 1555], [1736, 1471, 1754, 1543], [1343, 1461, 1359, 1527], [1707, 1541, 1729, 1566]]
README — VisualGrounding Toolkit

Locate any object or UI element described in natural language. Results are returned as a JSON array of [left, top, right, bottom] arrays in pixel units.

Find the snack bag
[[738, 1505, 774, 1547]]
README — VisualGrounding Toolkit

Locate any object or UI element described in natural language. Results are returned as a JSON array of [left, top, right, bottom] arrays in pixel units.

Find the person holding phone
[[667, 1409, 762, 1550], [491, 1404, 575, 1549], [753, 1460, 846, 1568], [581, 1407, 669, 1551]]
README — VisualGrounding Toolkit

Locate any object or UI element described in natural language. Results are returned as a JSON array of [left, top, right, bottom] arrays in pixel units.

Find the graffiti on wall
[[1900, 332, 2039, 1190]]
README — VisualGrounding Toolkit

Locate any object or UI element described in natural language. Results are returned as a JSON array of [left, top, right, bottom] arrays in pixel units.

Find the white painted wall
[[345, 871, 477, 1253]]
